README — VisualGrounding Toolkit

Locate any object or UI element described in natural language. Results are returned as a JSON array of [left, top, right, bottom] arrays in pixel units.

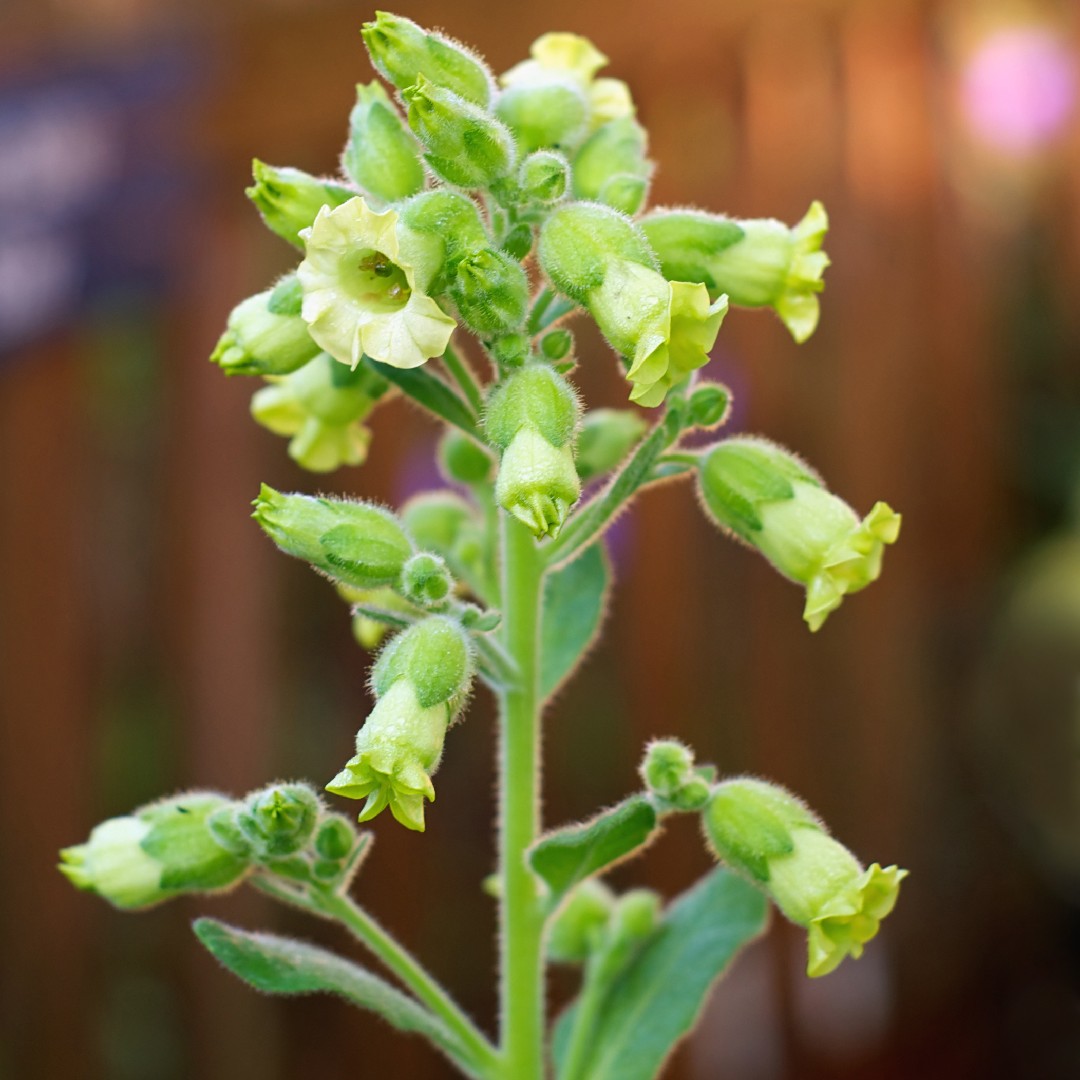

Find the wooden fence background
[[3, 0, 1080, 1076]]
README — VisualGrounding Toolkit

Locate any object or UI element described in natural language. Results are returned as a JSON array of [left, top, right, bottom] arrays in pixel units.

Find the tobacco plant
[[60, 15, 906, 1078]]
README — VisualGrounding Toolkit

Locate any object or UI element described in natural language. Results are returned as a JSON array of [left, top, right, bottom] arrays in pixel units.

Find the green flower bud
[[642, 201, 830, 343], [697, 438, 901, 631], [497, 79, 588, 154], [403, 75, 516, 190], [246, 160, 355, 249], [575, 408, 646, 480], [540, 328, 573, 361], [401, 491, 488, 590], [253, 485, 414, 589], [327, 617, 473, 831], [59, 794, 249, 910], [362, 11, 494, 106], [211, 279, 323, 377], [397, 190, 490, 278], [547, 879, 615, 963], [640, 739, 711, 812], [342, 81, 425, 203], [520, 151, 570, 205], [450, 248, 530, 335], [540, 203, 728, 407], [501, 223, 534, 262], [704, 779, 907, 977], [236, 784, 320, 858], [298, 196, 457, 371], [571, 118, 652, 216], [314, 814, 357, 861], [400, 551, 454, 607], [438, 429, 495, 485], [251, 353, 388, 472], [485, 365, 582, 538], [490, 332, 531, 368], [687, 382, 731, 429]]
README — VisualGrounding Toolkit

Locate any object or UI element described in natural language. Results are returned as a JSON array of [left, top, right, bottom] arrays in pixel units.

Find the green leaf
[[552, 869, 768, 1080], [368, 359, 479, 437], [194, 919, 473, 1072], [540, 543, 610, 702], [529, 796, 658, 907]]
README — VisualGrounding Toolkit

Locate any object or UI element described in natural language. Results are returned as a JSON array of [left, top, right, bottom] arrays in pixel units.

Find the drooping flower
[[298, 196, 456, 371], [704, 778, 906, 977]]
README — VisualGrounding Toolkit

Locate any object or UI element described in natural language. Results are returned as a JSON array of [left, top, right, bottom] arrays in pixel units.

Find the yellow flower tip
[[794, 199, 829, 246], [531, 32, 609, 81], [805, 863, 907, 978], [625, 282, 727, 408], [801, 502, 901, 631], [775, 292, 821, 345], [589, 77, 635, 127], [297, 196, 455, 371]]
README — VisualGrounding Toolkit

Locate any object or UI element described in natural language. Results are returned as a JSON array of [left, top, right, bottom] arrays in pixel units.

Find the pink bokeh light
[[961, 25, 1077, 154]]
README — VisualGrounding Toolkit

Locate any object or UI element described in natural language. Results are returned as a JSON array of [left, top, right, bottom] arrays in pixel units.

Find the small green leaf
[[194, 919, 475, 1072], [540, 543, 610, 702], [530, 796, 658, 907], [368, 359, 479, 437], [552, 869, 768, 1080]]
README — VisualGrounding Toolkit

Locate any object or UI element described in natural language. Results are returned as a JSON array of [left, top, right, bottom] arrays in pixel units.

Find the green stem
[[544, 419, 673, 569], [498, 515, 546, 1079], [311, 888, 501, 1076], [443, 342, 485, 415]]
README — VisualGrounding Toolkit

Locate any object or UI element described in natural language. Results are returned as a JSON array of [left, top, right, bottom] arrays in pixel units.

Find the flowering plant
[[61, 15, 904, 1078]]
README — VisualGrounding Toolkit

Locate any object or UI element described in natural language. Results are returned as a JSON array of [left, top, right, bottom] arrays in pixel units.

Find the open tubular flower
[[539, 202, 727, 408], [704, 779, 906, 977], [298, 196, 456, 371], [59, 794, 249, 910], [642, 201, 830, 343], [697, 437, 901, 631], [327, 617, 473, 831], [250, 353, 388, 472]]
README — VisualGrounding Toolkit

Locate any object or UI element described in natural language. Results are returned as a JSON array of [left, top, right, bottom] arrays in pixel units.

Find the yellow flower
[[298, 196, 456, 371]]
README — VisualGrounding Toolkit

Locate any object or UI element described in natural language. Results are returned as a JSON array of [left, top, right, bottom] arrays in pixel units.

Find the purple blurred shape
[[962, 25, 1077, 155]]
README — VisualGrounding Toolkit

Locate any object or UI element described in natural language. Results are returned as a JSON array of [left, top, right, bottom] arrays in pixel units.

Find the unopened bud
[[521, 151, 570, 205], [497, 79, 588, 154], [400, 551, 454, 607], [438, 429, 495, 485], [343, 81, 425, 203], [450, 248, 530, 335], [404, 75, 515, 190], [253, 485, 414, 589], [236, 784, 320, 858], [575, 409, 646, 480], [547, 879, 615, 963], [362, 12, 494, 106], [211, 279, 322, 377], [571, 118, 652, 216], [246, 160, 354, 249]]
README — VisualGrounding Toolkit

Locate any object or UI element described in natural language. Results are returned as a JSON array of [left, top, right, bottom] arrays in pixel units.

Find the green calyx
[[572, 117, 652, 216], [235, 784, 320, 858], [450, 248, 530, 335], [253, 485, 414, 589]]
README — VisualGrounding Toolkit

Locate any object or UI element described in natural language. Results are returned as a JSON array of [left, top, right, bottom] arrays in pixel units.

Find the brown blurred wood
[[0, 338, 97, 1078]]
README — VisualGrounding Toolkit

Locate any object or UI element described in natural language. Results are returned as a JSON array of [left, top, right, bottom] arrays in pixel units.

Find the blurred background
[[3, 0, 1080, 1076]]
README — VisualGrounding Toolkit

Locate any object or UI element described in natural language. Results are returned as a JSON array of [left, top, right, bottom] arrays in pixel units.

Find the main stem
[[498, 515, 546, 1078]]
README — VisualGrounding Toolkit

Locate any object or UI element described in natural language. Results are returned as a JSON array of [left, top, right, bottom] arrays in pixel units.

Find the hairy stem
[[310, 887, 500, 1076], [498, 515, 547, 1079], [443, 341, 485, 415]]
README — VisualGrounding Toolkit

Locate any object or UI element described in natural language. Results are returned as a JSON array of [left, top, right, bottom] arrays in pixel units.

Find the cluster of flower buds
[[703, 778, 906, 977], [59, 784, 366, 909], [696, 437, 901, 630], [327, 616, 474, 831]]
